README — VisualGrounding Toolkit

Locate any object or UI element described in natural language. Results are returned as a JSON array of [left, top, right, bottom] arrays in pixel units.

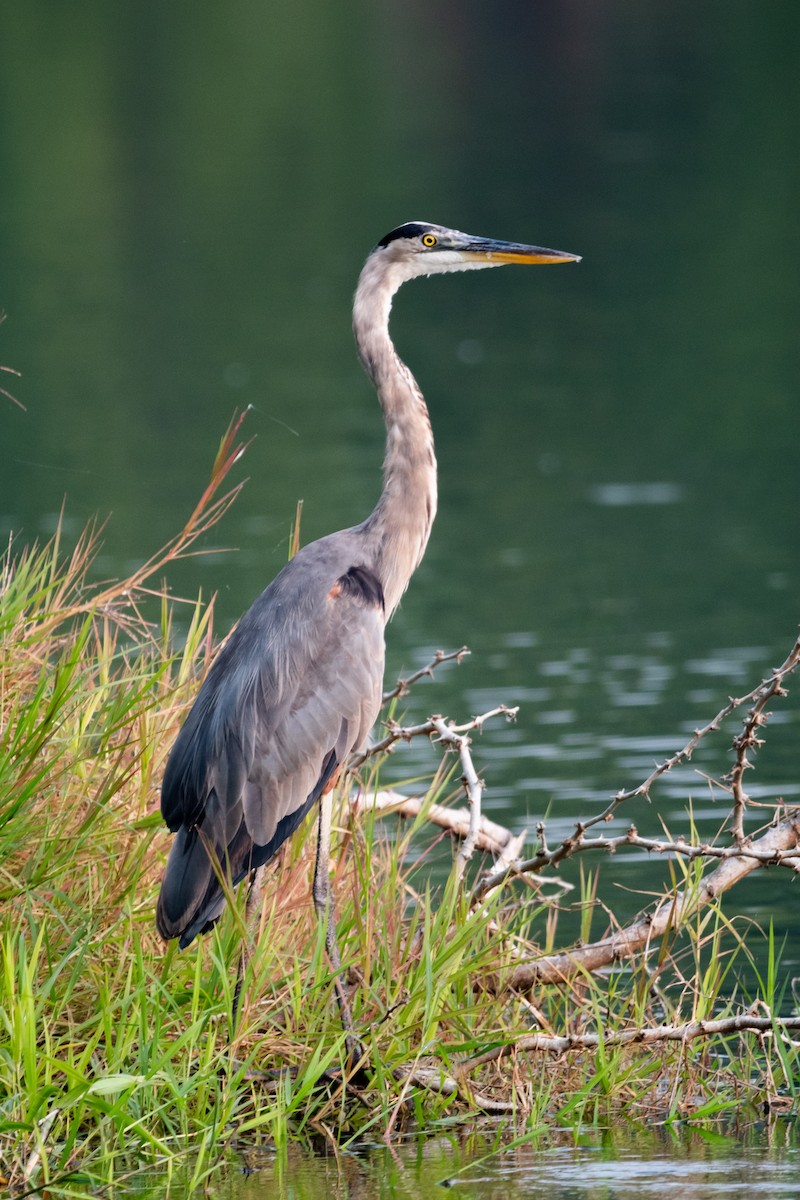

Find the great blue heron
[[156, 221, 580, 1046]]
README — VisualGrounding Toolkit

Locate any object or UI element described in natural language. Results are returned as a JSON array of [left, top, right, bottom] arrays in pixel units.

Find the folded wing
[[156, 551, 385, 947]]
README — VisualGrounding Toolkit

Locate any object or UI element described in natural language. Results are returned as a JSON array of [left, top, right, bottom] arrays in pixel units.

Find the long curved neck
[[353, 256, 438, 616]]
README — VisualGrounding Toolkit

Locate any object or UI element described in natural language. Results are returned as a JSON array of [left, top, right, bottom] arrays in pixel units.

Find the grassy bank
[[1, 425, 797, 1195]]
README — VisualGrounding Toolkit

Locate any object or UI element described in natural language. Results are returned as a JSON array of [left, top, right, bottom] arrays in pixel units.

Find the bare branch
[[381, 647, 470, 705], [0, 312, 25, 410], [350, 788, 519, 857], [398, 1009, 800, 1114], [475, 822, 800, 902], [460, 1011, 800, 1071], [350, 789, 569, 903], [473, 635, 800, 904], [428, 715, 485, 882], [487, 808, 800, 990], [567, 633, 800, 839]]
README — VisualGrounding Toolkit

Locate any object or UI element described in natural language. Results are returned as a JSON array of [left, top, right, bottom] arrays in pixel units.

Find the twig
[[352, 704, 518, 770], [0, 312, 25, 410], [725, 637, 800, 845], [1, 365, 24, 411], [381, 647, 469, 705]]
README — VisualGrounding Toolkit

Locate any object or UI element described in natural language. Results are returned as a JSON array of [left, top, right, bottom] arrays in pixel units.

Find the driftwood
[[498, 808, 800, 990]]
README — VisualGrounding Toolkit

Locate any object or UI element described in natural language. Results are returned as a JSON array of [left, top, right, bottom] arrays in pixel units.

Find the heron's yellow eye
[[422, 233, 437, 248]]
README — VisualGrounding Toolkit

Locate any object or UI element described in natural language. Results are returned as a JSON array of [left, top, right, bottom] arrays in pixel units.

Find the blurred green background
[[2, 1, 798, 946]]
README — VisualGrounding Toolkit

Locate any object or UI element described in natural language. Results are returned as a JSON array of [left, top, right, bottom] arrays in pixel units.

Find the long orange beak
[[462, 236, 581, 265]]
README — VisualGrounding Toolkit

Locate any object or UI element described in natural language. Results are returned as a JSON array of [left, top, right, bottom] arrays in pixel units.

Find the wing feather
[[157, 538, 385, 945]]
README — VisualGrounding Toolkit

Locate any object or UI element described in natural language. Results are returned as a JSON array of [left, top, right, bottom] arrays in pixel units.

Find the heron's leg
[[313, 790, 363, 1066], [231, 864, 266, 1039]]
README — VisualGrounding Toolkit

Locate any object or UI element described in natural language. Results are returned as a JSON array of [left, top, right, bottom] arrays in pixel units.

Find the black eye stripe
[[377, 222, 436, 248]]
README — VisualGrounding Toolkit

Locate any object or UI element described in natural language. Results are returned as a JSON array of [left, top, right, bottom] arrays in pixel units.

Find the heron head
[[373, 221, 581, 279]]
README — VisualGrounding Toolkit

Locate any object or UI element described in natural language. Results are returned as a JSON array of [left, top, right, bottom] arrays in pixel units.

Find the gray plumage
[[156, 221, 579, 950]]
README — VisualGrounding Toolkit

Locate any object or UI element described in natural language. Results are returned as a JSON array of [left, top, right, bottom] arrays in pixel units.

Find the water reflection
[[137, 1122, 800, 1199], [589, 482, 685, 507]]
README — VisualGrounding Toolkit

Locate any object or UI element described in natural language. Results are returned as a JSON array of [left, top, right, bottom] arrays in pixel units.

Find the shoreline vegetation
[[1, 414, 798, 1194]]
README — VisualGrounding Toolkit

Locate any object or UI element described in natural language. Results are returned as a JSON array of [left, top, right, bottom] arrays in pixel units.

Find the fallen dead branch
[[473, 634, 800, 904], [726, 636, 800, 845], [342, 634, 800, 1115], [351, 788, 519, 857], [398, 1009, 800, 1114], [493, 807, 800, 990], [473, 817, 800, 905], [351, 636, 800, 994], [351, 788, 558, 894], [461, 1011, 800, 1069]]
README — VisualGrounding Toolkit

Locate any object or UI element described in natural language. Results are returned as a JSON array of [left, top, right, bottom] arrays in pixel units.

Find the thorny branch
[[581, 634, 800, 831], [351, 704, 518, 771], [358, 636, 800, 901], [471, 633, 800, 904], [381, 646, 470, 705], [726, 636, 800, 846], [353, 634, 800, 999], [494, 808, 800, 990], [472, 815, 800, 906]]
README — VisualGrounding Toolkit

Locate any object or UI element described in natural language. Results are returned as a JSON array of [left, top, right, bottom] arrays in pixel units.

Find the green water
[[2, 1, 799, 1191], [104, 1123, 800, 1199]]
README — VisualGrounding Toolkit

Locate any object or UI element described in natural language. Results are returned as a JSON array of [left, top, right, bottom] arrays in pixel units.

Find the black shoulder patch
[[335, 564, 385, 612], [377, 222, 431, 249]]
